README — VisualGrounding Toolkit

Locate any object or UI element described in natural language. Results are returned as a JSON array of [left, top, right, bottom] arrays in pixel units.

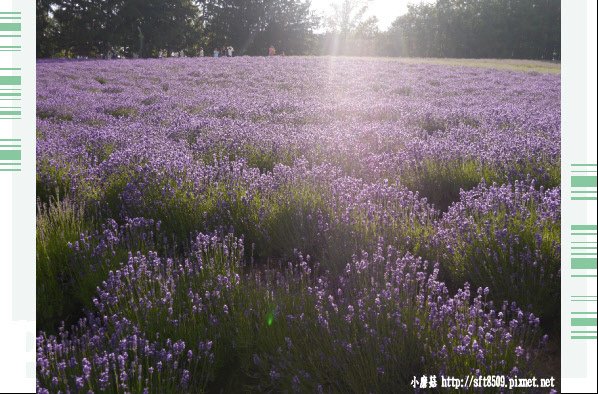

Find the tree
[[320, 0, 379, 55], [36, 0, 560, 60], [109, 0, 201, 57], [326, 0, 370, 36], [44, 0, 202, 57], [385, 0, 560, 59], [258, 0, 319, 55], [198, 0, 318, 55], [36, 0, 57, 57], [51, 0, 113, 56]]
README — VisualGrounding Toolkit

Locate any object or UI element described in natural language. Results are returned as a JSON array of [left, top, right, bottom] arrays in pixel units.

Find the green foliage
[[94, 76, 108, 84], [396, 158, 560, 212], [36, 194, 169, 332], [246, 268, 424, 392], [236, 144, 300, 173], [434, 189, 561, 327], [37, 0, 58, 57], [38, 0, 317, 58], [45, 0, 200, 57], [91, 236, 255, 390], [36, 160, 74, 205], [36, 197, 91, 332], [85, 141, 117, 163], [255, 184, 325, 260], [404, 159, 500, 211], [37, 109, 74, 121], [387, 0, 561, 60], [38, 0, 560, 60], [199, 0, 318, 55], [105, 106, 138, 118]]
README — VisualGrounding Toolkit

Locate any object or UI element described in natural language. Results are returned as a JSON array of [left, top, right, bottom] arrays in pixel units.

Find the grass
[[389, 158, 559, 212], [105, 106, 138, 118], [36, 160, 75, 205], [37, 109, 74, 121], [397, 57, 560, 74], [94, 76, 108, 84], [36, 195, 170, 333], [36, 196, 92, 332], [392, 158, 501, 211], [199, 144, 301, 174], [85, 141, 117, 163], [254, 183, 326, 261]]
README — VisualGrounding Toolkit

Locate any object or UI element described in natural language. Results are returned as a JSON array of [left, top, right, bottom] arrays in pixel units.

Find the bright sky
[[310, 0, 430, 31]]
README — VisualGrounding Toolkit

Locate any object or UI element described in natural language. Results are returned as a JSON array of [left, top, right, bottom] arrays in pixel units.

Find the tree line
[[385, 0, 560, 59], [37, 0, 560, 60]]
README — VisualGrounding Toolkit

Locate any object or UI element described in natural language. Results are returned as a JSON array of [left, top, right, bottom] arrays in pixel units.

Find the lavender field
[[36, 57, 561, 392]]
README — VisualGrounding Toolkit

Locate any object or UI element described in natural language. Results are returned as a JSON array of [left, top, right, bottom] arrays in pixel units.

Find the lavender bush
[[37, 234, 545, 393], [433, 179, 561, 324]]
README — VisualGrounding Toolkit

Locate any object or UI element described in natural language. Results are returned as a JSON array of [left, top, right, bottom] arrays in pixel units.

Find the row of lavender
[[36, 57, 560, 392]]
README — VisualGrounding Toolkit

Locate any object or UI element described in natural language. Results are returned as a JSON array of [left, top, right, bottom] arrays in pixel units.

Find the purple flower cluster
[[36, 316, 201, 393], [37, 233, 242, 392], [433, 179, 561, 321], [254, 243, 544, 392], [37, 58, 560, 208], [37, 234, 544, 393]]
